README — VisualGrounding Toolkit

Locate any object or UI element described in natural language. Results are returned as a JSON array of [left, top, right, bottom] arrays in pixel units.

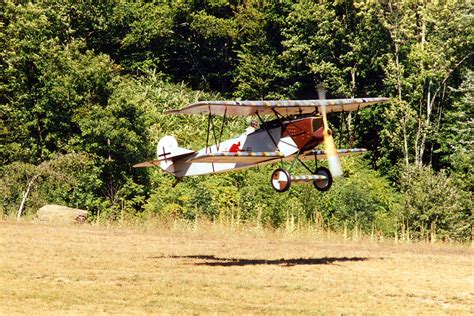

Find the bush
[[0, 153, 103, 218], [399, 165, 472, 242]]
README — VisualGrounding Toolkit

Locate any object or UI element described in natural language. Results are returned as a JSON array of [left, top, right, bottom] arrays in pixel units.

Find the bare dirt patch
[[0, 221, 472, 314]]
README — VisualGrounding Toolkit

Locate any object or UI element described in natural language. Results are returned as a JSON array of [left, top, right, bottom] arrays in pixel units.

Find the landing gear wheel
[[271, 168, 291, 192], [313, 167, 333, 192]]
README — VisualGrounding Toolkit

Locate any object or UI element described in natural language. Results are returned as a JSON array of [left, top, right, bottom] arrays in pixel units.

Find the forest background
[[1, 0, 472, 242]]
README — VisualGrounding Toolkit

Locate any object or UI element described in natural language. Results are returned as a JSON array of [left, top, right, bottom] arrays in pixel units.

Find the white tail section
[[157, 136, 194, 173], [133, 136, 194, 172]]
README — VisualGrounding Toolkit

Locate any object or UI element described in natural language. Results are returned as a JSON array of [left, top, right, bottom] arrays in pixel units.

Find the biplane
[[134, 93, 388, 192]]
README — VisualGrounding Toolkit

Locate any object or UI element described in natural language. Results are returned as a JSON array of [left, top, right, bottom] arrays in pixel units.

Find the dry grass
[[0, 220, 473, 314]]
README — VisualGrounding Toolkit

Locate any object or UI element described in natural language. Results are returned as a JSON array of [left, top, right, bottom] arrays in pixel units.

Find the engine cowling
[[282, 117, 324, 150]]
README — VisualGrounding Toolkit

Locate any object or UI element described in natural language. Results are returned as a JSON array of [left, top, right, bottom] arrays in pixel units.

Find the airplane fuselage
[[164, 117, 325, 177]]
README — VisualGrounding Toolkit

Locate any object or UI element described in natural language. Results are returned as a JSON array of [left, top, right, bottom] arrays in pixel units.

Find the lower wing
[[187, 151, 284, 164]]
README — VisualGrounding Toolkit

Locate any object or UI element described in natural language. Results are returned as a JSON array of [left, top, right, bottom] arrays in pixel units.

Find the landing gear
[[313, 167, 332, 192], [271, 152, 333, 193], [271, 168, 291, 192]]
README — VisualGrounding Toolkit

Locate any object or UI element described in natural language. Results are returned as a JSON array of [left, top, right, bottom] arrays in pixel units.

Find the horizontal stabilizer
[[133, 160, 162, 168], [301, 148, 367, 161], [133, 150, 195, 168], [188, 151, 284, 164]]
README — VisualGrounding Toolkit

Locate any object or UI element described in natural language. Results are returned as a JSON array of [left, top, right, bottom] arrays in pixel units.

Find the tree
[[280, 1, 350, 98], [375, 0, 472, 169], [232, 1, 291, 99]]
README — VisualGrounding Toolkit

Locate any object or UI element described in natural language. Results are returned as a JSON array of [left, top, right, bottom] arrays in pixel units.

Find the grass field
[[0, 220, 473, 314]]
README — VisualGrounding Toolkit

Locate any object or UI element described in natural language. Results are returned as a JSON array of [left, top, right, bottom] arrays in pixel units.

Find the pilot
[[245, 119, 259, 134]]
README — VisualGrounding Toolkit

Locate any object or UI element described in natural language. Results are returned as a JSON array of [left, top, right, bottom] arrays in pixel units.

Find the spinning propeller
[[317, 86, 343, 177]]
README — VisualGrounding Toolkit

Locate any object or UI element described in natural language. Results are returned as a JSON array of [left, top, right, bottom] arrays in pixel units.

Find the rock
[[36, 204, 88, 224]]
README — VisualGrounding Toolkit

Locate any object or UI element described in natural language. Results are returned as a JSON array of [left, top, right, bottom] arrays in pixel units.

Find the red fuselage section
[[282, 117, 324, 150]]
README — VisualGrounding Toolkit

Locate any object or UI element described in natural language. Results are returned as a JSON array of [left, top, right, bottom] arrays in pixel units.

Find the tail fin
[[133, 136, 194, 174]]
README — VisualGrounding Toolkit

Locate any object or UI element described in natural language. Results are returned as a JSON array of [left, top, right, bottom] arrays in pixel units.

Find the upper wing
[[165, 98, 389, 116]]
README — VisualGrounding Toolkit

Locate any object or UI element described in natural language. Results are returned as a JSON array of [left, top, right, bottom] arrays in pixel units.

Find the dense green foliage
[[1, 0, 472, 241]]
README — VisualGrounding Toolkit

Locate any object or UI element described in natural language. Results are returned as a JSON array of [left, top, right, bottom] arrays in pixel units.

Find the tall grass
[[82, 209, 472, 246]]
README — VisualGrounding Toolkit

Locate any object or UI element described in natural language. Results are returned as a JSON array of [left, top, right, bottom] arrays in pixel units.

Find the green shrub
[[399, 165, 472, 242]]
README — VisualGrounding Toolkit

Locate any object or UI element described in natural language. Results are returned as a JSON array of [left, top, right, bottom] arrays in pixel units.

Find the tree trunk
[[347, 67, 356, 147], [387, 1, 409, 166], [17, 175, 39, 221], [416, 54, 470, 167], [415, 1, 427, 168], [395, 43, 410, 166], [418, 77, 436, 168]]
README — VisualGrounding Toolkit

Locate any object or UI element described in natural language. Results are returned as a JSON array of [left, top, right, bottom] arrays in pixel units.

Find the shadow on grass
[[152, 255, 370, 266]]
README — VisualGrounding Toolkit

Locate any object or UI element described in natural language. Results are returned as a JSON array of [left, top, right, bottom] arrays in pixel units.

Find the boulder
[[36, 204, 88, 224]]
